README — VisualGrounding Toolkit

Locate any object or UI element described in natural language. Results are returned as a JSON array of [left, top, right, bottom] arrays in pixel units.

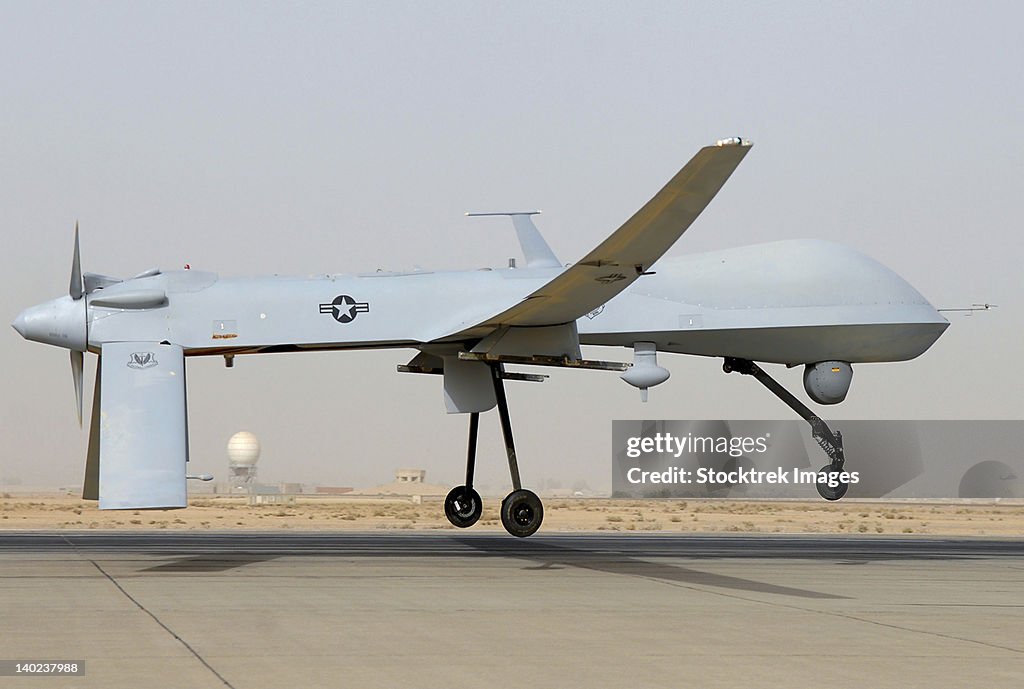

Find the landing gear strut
[[443, 365, 544, 537], [443, 413, 483, 528], [491, 365, 543, 537], [723, 357, 849, 501]]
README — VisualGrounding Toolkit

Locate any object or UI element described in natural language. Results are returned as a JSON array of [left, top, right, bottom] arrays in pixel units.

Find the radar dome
[[227, 431, 261, 466]]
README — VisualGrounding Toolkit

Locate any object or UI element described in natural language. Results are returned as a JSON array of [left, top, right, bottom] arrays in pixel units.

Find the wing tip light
[[715, 137, 753, 147]]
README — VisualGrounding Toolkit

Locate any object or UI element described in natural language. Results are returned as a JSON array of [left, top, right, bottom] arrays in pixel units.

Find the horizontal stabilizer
[[98, 342, 188, 509]]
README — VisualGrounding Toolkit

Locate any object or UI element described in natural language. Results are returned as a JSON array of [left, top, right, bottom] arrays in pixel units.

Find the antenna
[[938, 303, 998, 316]]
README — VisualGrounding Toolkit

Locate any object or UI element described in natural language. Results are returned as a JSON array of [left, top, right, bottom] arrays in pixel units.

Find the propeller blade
[[71, 349, 84, 427], [83, 356, 101, 501], [70, 222, 83, 300]]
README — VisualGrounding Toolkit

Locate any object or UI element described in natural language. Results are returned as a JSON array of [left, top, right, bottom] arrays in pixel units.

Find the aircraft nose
[[10, 298, 88, 350], [11, 310, 27, 338]]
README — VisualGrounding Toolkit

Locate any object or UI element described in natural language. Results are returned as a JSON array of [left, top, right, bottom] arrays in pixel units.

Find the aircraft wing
[[453, 139, 751, 337]]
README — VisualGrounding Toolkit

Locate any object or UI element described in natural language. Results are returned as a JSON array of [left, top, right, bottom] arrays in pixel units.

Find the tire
[[444, 485, 483, 528], [815, 464, 850, 501], [500, 489, 544, 538]]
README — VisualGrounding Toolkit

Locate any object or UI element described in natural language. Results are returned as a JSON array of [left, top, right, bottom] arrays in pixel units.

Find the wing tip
[[715, 137, 753, 148]]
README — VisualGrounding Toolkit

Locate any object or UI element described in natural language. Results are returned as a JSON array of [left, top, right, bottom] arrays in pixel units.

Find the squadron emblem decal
[[319, 295, 370, 323], [127, 352, 158, 369]]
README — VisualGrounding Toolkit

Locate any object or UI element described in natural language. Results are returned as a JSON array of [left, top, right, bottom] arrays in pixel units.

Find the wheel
[[444, 485, 482, 528], [500, 489, 544, 538], [815, 464, 850, 501]]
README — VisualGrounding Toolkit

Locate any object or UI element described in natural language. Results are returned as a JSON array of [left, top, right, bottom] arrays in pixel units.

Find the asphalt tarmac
[[1, 532, 1022, 688]]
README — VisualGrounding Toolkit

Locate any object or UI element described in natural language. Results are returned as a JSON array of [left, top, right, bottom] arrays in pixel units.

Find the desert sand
[[1, 493, 1023, 535]]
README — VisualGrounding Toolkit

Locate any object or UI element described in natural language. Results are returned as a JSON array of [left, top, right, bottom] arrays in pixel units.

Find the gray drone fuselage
[[54, 238, 942, 365]]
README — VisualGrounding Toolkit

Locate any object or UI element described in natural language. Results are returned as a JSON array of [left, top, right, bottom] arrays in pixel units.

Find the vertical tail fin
[[466, 212, 561, 268]]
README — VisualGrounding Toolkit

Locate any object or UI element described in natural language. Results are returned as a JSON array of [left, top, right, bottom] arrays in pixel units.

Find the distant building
[[352, 468, 447, 497], [394, 468, 426, 484], [315, 486, 354, 495]]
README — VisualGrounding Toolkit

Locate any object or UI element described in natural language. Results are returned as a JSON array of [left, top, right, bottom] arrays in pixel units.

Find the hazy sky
[[2, 1, 1021, 492]]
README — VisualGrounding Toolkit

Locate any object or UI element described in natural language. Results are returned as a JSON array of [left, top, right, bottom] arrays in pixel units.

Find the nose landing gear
[[723, 357, 849, 501], [815, 468, 849, 501]]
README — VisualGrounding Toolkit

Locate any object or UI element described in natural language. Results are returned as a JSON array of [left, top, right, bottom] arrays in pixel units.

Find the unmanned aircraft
[[11, 138, 949, 537]]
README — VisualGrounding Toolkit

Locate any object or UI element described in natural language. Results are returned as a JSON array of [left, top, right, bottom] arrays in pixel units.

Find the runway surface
[[2, 532, 1023, 688]]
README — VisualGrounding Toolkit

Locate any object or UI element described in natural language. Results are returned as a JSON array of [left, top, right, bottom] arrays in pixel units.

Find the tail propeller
[[70, 222, 83, 300], [71, 350, 84, 426], [69, 224, 86, 426]]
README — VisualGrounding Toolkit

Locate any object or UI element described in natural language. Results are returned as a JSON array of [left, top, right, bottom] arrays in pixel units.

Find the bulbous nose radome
[[11, 297, 87, 351]]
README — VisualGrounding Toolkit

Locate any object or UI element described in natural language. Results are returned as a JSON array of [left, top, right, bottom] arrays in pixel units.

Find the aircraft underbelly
[[580, 320, 947, 364]]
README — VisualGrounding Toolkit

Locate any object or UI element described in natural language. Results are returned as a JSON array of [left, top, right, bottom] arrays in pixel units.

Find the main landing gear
[[722, 357, 849, 501], [444, 364, 544, 537], [444, 412, 484, 528]]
